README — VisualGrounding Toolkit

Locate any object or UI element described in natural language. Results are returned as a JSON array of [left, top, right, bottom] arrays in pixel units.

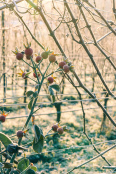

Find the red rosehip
[[16, 53, 24, 60], [36, 56, 42, 63], [52, 124, 58, 132], [22, 72, 27, 79], [0, 115, 6, 123], [26, 55, 31, 60], [57, 127, 64, 134], [17, 130, 24, 138], [47, 77, 54, 84], [49, 55, 56, 62], [33, 72, 40, 78], [25, 48, 33, 56], [63, 65, 70, 73], [41, 52, 48, 59], [59, 61, 66, 69], [26, 54, 33, 60]]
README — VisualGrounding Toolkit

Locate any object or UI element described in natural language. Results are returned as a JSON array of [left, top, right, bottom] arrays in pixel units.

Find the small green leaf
[[27, 91, 34, 97], [48, 86, 55, 103], [33, 125, 44, 153], [0, 132, 13, 149], [35, 84, 39, 90], [33, 125, 41, 141], [33, 91, 38, 98], [30, 166, 37, 172], [33, 134, 44, 153], [52, 95, 55, 103], [17, 158, 29, 172], [28, 98, 33, 110], [25, 168, 36, 174], [48, 86, 54, 96], [26, 72, 31, 76], [50, 84, 60, 91]]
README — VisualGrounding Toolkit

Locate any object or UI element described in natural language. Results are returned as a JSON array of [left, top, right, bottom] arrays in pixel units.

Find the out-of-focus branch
[[13, 9, 45, 50], [83, 0, 116, 35], [103, 166, 116, 169], [72, 70, 116, 127], [87, 28, 116, 44], [0, 0, 24, 10], [77, 0, 116, 70], [25, 0, 67, 57], [64, 0, 116, 99], [67, 144, 116, 173]]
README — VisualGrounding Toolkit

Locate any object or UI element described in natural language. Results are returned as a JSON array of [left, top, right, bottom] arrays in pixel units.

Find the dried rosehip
[[52, 124, 58, 132], [13, 48, 24, 60], [22, 72, 27, 79], [7, 144, 18, 154], [63, 65, 70, 73], [59, 61, 66, 69], [25, 48, 33, 57], [0, 115, 6, 122], [47, 77, 54, 84], [7, 144, 27, 155], [49, 55, 56, 62], [36, 56, 42, 63], [16, 130, 24, 138], [16, 53, 24, 60], [57, 127, 64, 134], [33, 72, 40, 78]]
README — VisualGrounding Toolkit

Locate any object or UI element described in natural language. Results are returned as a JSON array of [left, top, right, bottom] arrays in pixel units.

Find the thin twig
[[67, 144, 116, 173]]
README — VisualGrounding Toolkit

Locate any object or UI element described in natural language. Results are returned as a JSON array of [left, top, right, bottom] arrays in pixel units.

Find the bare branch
[[67, 144, 116, 173], [0, 0, 23, 10]]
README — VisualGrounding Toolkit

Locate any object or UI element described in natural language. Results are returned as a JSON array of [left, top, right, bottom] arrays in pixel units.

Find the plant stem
[[45, 132, 58, 138], [36, 59, 43, 76], [43, 62, 51, 76], [30, 57, 40, 84], [6, 61, 52, 174], [32, 107, 41, 114], [28, 77, 38, 83], [67, 144, 116, 173], [22, 59, 33, 68], [45, 68, 61, 78]]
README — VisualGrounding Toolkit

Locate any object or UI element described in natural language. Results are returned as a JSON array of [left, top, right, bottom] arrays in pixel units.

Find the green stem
[[23, 79, 44, 129], [36, 59, 43, 76], [32, 107, 41, 114], [30, 57, 40, 84], [6, 61, 52, 174], [45, 128, 52, 136], [43, 62, 51, 76], [45, 68, 62, 78], [45, 132, 58, 137], [22, 59, 33, 68], [28, 77, 38, 83]]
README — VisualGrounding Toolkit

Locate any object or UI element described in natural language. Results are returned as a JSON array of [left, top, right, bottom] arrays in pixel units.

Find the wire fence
[[0, 0, 116, 173]]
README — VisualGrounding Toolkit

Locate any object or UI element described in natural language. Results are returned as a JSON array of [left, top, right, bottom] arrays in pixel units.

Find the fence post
[[24, 78, 27, 103], [2, 11, 6, 102]]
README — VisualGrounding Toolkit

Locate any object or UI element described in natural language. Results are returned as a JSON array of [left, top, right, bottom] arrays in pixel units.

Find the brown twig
[[13, 9, 45, 50], [76, 0, 116, 71], [67, 144, 116, 173], [83, 0, 116, 35], [73, 70, 116, 127], [64, 0, 116, 100]]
